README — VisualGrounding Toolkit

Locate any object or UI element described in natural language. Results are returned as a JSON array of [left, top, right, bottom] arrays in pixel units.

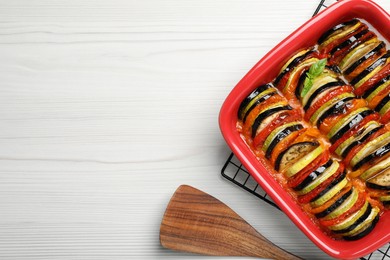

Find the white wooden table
[[0, 0, 389, 259]]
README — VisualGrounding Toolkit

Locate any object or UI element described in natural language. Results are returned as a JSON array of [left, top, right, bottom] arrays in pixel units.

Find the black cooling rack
[[220, 1, 390, 259]]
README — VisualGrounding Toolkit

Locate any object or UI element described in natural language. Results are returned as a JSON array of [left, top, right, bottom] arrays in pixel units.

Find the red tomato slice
[[329, 112, 380, 154], [305, 85, 354, 121], [319, 190, 367, 226], [355, 62, 390, 97], [298, 163, 345, 204], [253, 109, 302, 147]]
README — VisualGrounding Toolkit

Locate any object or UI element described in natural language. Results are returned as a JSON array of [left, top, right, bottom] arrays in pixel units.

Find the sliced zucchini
[[265, 124, 303, 159], [340, 206, 380, 237], [310, 92, 355, 126], [293, 159, 332, 191], [334, 121, 382, 158], [318, 19, 359, 45], [343, 214, 379, 240], [379, 194, 390, 205], [339, 37, 380, 72], [315, 187, 353, 218], [274, 141, 318, 172], [310, 173, 348, 207], [364, 74, 390, 101], [251, 102, 291, 138], [262, 122, 303, 159], [329, 200, 370, 232], [322, 187, 359, 220], [285, 146, 323, 178], [281, 58, 319, 92], [319, 20, 362, 49], [360, 155, 390, 180], [274, 48, 315, 86], [238, 84, 275, 121], [351, 131, 390, 170], [303, 81, 344, 111], [366, 167, 390, 190], [296, 160, 339, 195], [324, 188, 359, 220], [352, 51, 390, 88], [327, 107, 373, 143], [300, 70, 339, 108], [329, 28, 369, 56], [376, 93, 390, 115], [344, 41, 386, 75]]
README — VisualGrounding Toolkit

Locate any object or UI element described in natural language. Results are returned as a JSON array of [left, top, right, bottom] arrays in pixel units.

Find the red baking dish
[[219, 0, 390, 259]]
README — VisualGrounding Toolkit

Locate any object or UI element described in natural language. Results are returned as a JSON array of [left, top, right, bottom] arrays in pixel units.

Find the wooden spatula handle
[[160, 185, 301, 259]]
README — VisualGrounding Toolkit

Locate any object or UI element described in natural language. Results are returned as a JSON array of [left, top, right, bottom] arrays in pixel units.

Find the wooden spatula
[[160, 185, 302, 259]]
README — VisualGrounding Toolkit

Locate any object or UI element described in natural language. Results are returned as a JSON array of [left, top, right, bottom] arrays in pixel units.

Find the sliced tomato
[[287, 150, 330, 189], [305, 85, 354, 121], [242, 94, 285, 137], [355, 62, 390, 97], [343, 124, 390, 167], [298, 163, 345, 204], [320, 24, 368, 57], [329, 112, 380, 154], [319, 190, 367, 226], [319, 98, 368, 135], [345, 47, 387, 81], [368, 84, 390, 110], [329, 31, 376, 65], [310, 183, 353, 214], [269, 128, 305, 167], [380, 109, 390, 124], [253, 109, 302, 147], [274, 52, 319, 91]]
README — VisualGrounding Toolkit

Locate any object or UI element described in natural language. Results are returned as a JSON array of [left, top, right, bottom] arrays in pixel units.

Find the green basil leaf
[[300, 58, 327, 97]]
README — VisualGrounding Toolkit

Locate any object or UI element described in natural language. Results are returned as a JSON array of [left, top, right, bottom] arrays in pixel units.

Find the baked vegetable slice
[[366, 168, 390, 191]]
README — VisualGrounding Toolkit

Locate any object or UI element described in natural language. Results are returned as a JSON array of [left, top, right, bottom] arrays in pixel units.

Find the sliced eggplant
[[364, 74, 390, 101], [285, 146, 324, 178], [261, 122, 303, 159], [329, 28, 369, 56], [379, 194, 390, 207], [329, 200, 370, 232], [322, 187, 359, 220], [274, 48, 316, 86], [296, 160, 340, 196], [238, 84, 275, 121], [310, 92, 355, 126], [351, 51, 390, 88], [340, 206, 380, 238], [300, 70, 339, 108], [339, 37, 380, 72], [339, 122, 382, 158], [344, 41, 386, 76], [351, 131, 390, 170], [293, 159, 332, 191], [376, 93, 390, 115], [319, 20, 362, 49], [251, 103, 292, 138], [333, 203, 378, 236], [366, 167, 390, 190], [280, 57, 319, 92], [274, 141, 318, 171], [315, 187, 353, 219], [327, 107, 373, 143], [318, 19, 359, 45], [303, 81, 344, 111], [310, 171, 348, 207], [343, 214, 379, 240]]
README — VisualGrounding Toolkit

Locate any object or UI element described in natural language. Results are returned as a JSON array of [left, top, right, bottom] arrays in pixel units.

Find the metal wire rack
[[220, 1, 390, 259]]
